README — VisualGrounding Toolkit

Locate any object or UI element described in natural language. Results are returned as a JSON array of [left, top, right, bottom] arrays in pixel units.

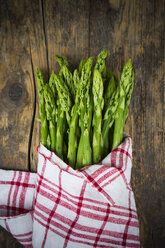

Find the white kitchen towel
[[0, 136, 141, 248]]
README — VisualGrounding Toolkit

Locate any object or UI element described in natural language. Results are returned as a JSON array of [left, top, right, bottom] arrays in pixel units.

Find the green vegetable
[[61, 65, 75, 101], [67, 103, 79, 168], [55, 103, 65, 159], [53, 72, 72, 159], [92, 70, 104, 164], [101, 86, 120, 158], [67, 70, 81, 167], [47, 134, 51, 151], [54, 73, 72, 126], [76, 57, 93, 168], [104, 75, 117, 112], [44, 84, 56, 152], [94, 49, 107, 80], [112, 59, 134, 150], [55, 55, 69, 68], [49, 70, 56, 97], [79, 59, 85, 77], [36, 70, 48, 147], [73, 69, 79, 92], [37, 51, 134, 169]]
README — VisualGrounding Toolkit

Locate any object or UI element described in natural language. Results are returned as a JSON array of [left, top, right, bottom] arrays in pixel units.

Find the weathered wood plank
[[45, 0, 90, 72], [28, 0, 49, 172], [89, 0, 165, 247], [0, 0, 47, 171], [0, 0, 47, 245], [0, 0, 35, 171]]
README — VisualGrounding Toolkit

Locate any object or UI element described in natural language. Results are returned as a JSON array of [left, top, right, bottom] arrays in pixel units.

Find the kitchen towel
[[0, 136, 141, 248]]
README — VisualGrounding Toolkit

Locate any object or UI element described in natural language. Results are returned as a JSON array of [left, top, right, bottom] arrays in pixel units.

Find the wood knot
[[9, 83, 23, 101]]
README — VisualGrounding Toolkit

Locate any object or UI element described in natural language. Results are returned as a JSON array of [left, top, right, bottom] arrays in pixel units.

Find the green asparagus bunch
[[36, 50, 134, 169]]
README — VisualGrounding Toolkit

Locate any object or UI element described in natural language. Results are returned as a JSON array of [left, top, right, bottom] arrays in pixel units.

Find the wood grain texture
[[45, 0, 90, 72], [0, 0, 35, 171], [0, 0, 47, 244], [0, 0, 164, 247], [27, 0, 49, 172], [89, 1, 165, 247]]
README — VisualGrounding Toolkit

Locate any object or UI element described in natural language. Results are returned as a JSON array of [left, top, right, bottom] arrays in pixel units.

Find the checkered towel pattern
[[0, 136, 140, 248]]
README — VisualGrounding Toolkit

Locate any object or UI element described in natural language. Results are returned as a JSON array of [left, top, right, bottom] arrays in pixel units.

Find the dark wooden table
[[0, 0, 164, 247]]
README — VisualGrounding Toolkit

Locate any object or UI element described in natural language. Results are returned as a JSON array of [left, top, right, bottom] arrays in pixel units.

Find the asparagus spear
[[92, 70, 104, 164], [54, 72, 73, 161], [54, 73, 72, 126], [104, 73, 119, 151], [61, 65, 75, 100], [55, 55, 75, 101], [55, 55, 69, 68], [94, 49, 107, 80], [47, 134, 51, 150], [112, 59, 134, 150], [49, 70, 56, 97], [104, 75, 117, 112], [73, 69, 79, 92], [67, 70, 80, 167], [76, 57, 93, 168], [51, 72, 71, 159], [36, 70, 48, 147], [77, 81, 93, 168], [56, 102, 65, 159], [79, 59, 85, 77], [67, 103, 79, 168], [123, 71, 134, 122], [44, 84, 56, 152], [101, 86, 120, 158]]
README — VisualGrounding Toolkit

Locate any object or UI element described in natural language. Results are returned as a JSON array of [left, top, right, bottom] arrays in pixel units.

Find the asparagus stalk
[[112, 59, 134, 150], [94, 49, 107, 81], [79, 59, 85, 77], [104, 73, 119, 151], [49, 70, 56, 97], [67, 103, 79, 168], [76, 57, 93, 168], [55, 55, 69, 68], [73, 69, 79, 92], [123, 71, 134, 122], [77, 81, 93, 168], [104, 75, 117, 112], [55, 55, 75, 101], [53, 72, 73, 161], [54, 73, 72, 126], [61, 65, 75, 100], [56, 102, 65, 159], [36, 70, 48, 147], [47, 134, 51, 150], [67, 71, 80, 167], [92, 70, 104, 164], [44, 84, 56, 152], [101, 87, 120, 158]]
